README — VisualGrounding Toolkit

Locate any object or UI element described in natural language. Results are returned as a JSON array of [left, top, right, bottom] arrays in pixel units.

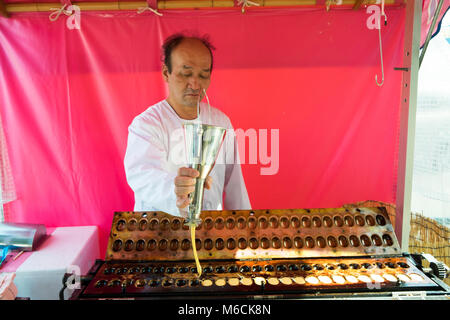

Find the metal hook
[[375, 16, 385, 87]]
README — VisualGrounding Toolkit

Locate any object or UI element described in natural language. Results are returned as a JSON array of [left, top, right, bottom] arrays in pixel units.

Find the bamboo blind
[[345, 200, 450, 286], [409, 212, 450, 286]]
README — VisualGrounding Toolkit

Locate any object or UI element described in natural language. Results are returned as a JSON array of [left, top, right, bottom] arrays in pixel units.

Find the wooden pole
[[3, 0, 399, 14], [395, 0, 422, 251]]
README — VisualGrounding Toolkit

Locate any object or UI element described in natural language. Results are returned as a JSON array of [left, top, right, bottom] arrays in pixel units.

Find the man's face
[[163, 38, 212, 109]]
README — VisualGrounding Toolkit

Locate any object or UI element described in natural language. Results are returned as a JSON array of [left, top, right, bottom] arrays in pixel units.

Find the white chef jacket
[[124, 100, 251, 217]]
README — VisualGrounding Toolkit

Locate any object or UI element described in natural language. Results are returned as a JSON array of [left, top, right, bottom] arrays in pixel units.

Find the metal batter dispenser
[[66, 206, 450, 299]]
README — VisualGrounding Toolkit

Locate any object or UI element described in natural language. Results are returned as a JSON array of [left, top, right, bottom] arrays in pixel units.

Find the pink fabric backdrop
[[421, 0, 450, 47], [0, 6, 405, 256]]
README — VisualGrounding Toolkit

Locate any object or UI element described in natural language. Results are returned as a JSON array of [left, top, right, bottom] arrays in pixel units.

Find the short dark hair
[[161, 33, 215, 74]]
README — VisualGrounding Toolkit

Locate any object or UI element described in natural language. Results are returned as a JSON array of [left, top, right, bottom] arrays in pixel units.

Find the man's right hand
[[174, 167, 212, 209]]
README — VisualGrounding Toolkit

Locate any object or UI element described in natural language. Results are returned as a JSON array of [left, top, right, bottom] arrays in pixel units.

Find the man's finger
[[204, 176, 213, 190], [176, 195, 191, 209], [175, 185, 195, 197], [178, 167, 199, 178], [174, 176, 196, 187]]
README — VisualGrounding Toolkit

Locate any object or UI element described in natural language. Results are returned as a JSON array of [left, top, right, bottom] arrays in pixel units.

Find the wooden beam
[[4, 0, 399, 13], [352, 0, 365, 10], [0, 0, 10, 18]]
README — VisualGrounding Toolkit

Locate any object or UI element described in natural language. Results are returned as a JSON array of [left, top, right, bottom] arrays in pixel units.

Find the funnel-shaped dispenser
[[184, 123, 226, 226]]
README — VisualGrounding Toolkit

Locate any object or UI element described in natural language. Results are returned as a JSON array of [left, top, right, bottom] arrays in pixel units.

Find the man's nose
[[188, 76, 201, 90]]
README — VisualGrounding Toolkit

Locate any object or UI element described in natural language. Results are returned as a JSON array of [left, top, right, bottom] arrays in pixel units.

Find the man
[[124, 34, 251, 217]]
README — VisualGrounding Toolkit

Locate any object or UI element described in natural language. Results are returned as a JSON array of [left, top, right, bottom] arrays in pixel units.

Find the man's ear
[[162, 64, 169, 82]]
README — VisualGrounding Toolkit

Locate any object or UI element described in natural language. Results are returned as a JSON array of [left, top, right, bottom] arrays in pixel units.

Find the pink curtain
[[421, 0, 450, 47], [0, 6, 405, 256]]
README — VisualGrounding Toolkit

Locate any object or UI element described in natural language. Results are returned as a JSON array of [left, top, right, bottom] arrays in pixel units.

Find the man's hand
[[175, 167, 212, 209]]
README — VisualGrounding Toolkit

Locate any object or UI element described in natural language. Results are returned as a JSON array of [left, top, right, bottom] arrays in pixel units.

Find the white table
[[1, 226, 100, 300]]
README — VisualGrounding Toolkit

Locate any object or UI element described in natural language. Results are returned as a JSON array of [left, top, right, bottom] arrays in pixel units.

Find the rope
[[49, 4, 73, 22], [325, 0, 343, 11], [137, 5, 163, 16], [237, 0, 260, 13]]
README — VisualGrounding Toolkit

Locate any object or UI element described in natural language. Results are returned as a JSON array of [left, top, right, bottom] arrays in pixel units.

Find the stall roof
[[1, 0, 448, 50]]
